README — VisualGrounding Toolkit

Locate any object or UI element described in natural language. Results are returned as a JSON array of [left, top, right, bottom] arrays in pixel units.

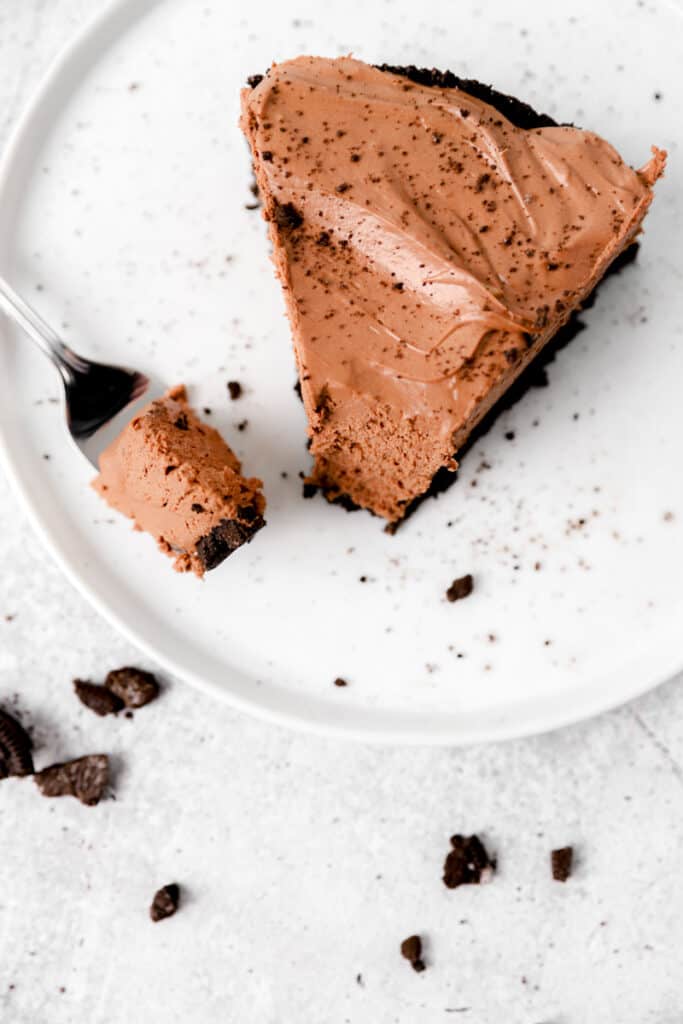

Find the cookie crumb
[[446, 575, 474, 603], [333, 677, 348, 688], [150, 883, 180, 922], [34, 754, 109, 806], [0, 708, 34, 779], [400, 935, 426, 972], [227, 381, 242, 400], [551, 846, 573, 882], [105, 667, 160, 708], [74, 679, 124, 717], [443, 834, 495, 889]]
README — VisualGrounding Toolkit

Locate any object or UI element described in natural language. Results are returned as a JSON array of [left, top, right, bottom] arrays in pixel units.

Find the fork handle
[[0, 274, 88, 381]]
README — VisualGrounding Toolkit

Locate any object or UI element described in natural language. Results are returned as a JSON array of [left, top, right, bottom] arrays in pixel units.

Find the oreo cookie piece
[[446, 575, 474, 603], [34, 754, 109, 806], [551, 846, 574, 882], [443, 834, 495, 889], [74, 679, 124, 717], [104, 667, 160, 709], [0, 708, 34, 779], [400, 935, 426, 972], [150, 883, 180, 922]]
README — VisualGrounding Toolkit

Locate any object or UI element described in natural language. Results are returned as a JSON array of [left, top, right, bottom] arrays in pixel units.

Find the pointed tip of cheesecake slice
[[93, 386, 265, 576], [242, 56, 665, 525]]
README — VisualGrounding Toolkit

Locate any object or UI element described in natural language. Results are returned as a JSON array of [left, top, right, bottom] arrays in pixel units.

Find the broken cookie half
[[93, 385, 265, 576]]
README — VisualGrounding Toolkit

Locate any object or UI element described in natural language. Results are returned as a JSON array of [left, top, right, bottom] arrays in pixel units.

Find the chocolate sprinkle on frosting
[[272, 200, 303, 232]]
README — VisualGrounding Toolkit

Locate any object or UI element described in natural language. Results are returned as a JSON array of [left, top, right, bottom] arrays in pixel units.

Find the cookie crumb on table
[[74, 679, 124, 717], [446, 575, 474, 603], [443, 834, 495, 888], [34, 754, 109, 807], [400, 934, 426, 972], [150, 883, 180, 922], [551, 846, 574, 882]]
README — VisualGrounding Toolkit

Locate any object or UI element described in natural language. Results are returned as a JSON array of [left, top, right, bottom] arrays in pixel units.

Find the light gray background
[[1, 3, 683, 1022]]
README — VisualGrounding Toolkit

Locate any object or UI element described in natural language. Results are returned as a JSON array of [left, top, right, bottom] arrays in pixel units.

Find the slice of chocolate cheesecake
[[93, 386, 265, 576], [241, 56, 665, 526]]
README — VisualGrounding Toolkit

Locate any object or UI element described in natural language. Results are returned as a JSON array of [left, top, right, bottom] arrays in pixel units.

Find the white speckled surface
[[2, 3, 683, 1022]]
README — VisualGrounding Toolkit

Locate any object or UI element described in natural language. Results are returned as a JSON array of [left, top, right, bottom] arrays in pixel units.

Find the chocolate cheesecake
[[241, 56, 665, 525], [93, 386, 265, 576]]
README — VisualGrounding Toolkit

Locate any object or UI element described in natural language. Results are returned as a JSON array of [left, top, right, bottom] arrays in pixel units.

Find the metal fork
[[0, 275, 153, 468]]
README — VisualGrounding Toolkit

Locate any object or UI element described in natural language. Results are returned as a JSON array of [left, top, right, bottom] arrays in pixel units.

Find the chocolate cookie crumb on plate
[[333, 677, 348, 687], [0, 708, 34, 779], [227, 380, 242, 400], [446, 574, 474, 603], [400, 934, 426, 972], [34, 754, 109, 806], [551, 846, 574, 882], [150, 883, 180, 922], [105, 667, 160, 709], [73, 679, 124, 717], [443, 834, 495, 889]]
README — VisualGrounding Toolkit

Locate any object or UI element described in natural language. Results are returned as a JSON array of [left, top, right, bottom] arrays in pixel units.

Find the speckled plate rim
[[0, 0, 682, 746]]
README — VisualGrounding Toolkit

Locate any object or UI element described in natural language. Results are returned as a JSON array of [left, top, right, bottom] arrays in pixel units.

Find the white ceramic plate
[[1, 0, 681, 744]]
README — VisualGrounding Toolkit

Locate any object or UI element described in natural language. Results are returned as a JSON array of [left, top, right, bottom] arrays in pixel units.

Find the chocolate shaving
[[34, 754, 109, 806], [272, 200, 303, 231]]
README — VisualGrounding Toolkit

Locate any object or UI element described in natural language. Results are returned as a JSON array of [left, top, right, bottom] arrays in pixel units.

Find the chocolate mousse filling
[[242, 57, 666, 526], [93, 386, 265, 576]]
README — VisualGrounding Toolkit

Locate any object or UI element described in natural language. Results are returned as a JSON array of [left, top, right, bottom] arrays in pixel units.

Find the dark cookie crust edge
[[374, 64, 560, 130], [195, 514, 266, 572]]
